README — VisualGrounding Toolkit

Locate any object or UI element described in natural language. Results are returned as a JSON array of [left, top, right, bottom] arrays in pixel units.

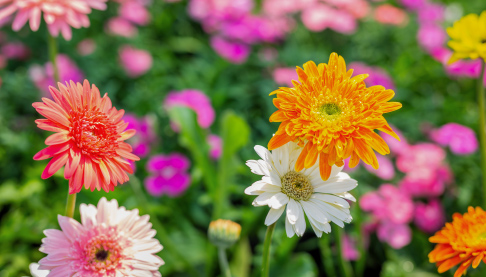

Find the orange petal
[[304, 143, 319, 168], [295, 142, 311, 172], [268, 133, 292, 150], [319, 153, 332, 180], [269, 110, 288, 122], [438, 256, 462, 273]]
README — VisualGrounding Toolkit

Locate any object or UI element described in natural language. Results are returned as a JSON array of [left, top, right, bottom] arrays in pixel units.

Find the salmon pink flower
[[38, 197, 164, 276], [0, 0, 108, 40], [33, 80, 140, 194]]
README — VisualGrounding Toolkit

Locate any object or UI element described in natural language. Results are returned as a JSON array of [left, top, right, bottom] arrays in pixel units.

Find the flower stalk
[[218, 247, 232, 277], [261, 222, 276, 277], [335, 228, 354, 277], [47, 33, 60, 83], [319, 235, 336, 276], [64, 193, 77, 218], [478, 60, 486, 207]]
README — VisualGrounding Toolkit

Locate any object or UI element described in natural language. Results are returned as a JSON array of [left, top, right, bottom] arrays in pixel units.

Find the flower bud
[[208, 219, 241, 248]]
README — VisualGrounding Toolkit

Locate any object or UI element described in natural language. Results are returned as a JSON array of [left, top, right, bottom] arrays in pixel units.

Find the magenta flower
[[396, 143, 445, 173], [164, 89, 215, 129], [414, 199, 446, 234], [1, 41, 29, 60], [106, 17, 138, 38], [376, 221, 412, 249], [119, 1, 150, 26], [363, 155, 395, 180], [210, 36, 251, 64], [38, 197, 164, 276], [29, 54, 84, 96], [272, 67, 299, 87], [399, 165, 452, 198], [399, 0, 427, 10], [119, 45, 152, 77], [208, 134, 222, 160], [0, 0, 107, 40], [350, 62, 395, 90], [417, 23, 447, 53], [145, 153, 191, 197], [123, 114, 156, 158], [430, 123, 479, 155], [417, 3, 445, 23]]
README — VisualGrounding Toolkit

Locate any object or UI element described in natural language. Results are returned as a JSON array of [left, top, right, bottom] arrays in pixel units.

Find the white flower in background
[[245, 141, 357, 237], [28, 263, 49, 277], [38, 197, 164, 276]]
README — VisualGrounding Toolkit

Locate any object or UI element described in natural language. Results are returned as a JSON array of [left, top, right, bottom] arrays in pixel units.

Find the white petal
[[293, 203, 306, 236], [301, 200, 328, 223], [268, 193, 289, 209], [311, 194, 350, 208], [265, 206, 285, 226], [334, 192, 356, 202], [255, 145, 272, 162], [246, 160, 269, 176], [286, 199, 300, 224], [252, 192, 276, 207], [309, 223, 323, 238], [314, 176, 357, 194], [245, 181, 280, 195], [285, 216, 295, 238]]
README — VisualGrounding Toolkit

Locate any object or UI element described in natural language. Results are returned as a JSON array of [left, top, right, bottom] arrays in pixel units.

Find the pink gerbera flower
[[33, 80, 140, 194], [0, 0, 108, 40], [38, 197, 164, 276]]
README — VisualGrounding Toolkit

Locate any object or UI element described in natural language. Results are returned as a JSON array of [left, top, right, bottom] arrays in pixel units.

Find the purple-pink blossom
[[429, 123, 479, 155], [350, 62, 395, 90], [123, 114, 156, 158], [210, 36, 251, 64], [414, 199, 446, 234], [272, 67, 299, 87], [342, 235, 360, 261], [208, 134, 222, 160], [119, 45, 152, 77], [164, 89, 216, 129], [145, 153, 191, 197]]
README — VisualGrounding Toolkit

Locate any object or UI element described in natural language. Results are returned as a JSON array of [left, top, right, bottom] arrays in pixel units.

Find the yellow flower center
[[319, 103, 342, 118], [281, 171, 313, 201]]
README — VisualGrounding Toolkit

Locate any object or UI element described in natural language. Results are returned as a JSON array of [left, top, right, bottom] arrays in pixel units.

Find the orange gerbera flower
[[268, 53, 401, 180], [33, 80, 139, 194], [429, 207, 486, 277]]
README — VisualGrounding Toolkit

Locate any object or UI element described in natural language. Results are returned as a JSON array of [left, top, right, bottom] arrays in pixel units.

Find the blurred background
[[1, 0, 486, 276]]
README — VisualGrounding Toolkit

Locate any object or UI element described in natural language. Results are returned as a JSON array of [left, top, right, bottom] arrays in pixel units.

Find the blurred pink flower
[[1, 42, 29, 60], [361, 184, 414, 224], [210, 36, 250, 64], [377, 222, 412, 249], [363, 155, 395, 180], [0, 0, 107, 40], [399, 0, 426, 10], [342, 235, 360, 261], [399, 165, 452, 197], [430, 123, 478, 155], [164, 89, 215, 129], [414, 199, 446, 233], [301, 4, 334, 32], [119, 45, 152, 77], [273, 67, 298, 86], [188, 0, 253, 21], [29, 54, 84, 96], [417, 23, 447, 53], [77, 39, 96, 56], [106, 17, 138, 37], [145, 153, 191, 197], [350, 62, 395, 90], [328, 9, 357, 34], [396, 143, 445, 173], [417, 3, 445, 23], [38, 197, 164, 276], [258, 47, 278, 62], [0, 54, 5, 69], [342, 0, 370, 19], [262, 0, 307, 16], [123, 114, 156, 158], [208, 134, 222, 160], [381, 126, 410, 156], [120, 1, 150, 26], [374, 4, 408, 26]]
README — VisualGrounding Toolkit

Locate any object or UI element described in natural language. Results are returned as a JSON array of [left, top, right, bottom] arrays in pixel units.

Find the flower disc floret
[[268, 53, 401, 180], [281, 171, 313, 201]]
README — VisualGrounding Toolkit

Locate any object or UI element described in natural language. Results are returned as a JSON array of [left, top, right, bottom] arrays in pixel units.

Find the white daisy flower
[[245, 141, 358, 237]]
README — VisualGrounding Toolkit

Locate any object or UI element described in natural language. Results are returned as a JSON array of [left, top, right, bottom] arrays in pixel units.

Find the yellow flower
[[429, 207, 486, 277], [268, 53, 401, 180], [447, 11, 486, 64]]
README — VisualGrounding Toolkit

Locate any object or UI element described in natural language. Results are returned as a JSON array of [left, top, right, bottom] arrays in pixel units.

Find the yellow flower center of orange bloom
[[281, 171, 313, 201], [70, 107, 120, 158], [318, 103, 342, 120]]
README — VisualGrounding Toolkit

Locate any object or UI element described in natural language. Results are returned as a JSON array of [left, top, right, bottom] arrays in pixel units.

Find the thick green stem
[[261, 223, 276, 277], [319, 235, 337, 276], [218, 247, 232, 277], [336, 228, 354, 277], [129, 175, 199, 276], [64, 193, 76, 218], [47, 33, 60, 83], [478, 60, 486, 207]]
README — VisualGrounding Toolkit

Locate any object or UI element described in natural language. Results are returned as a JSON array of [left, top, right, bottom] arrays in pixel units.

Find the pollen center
[[95, 249, 109, 261], [281, 171, 313, 201], [69, 107, 120, 159], [318, 103, 342, 121]]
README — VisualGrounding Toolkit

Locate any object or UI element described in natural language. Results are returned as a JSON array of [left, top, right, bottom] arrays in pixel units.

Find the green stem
[[354, 189, 365, 277], [218, 247, 232, 277], [47, 33, 60, 83], [336, 228, 354, 277], [478, 60, 486, 208], [319, 235, 337, 277], [129, 175, 199, 276], [261, 223, 276, 277], [64, 193, 76, 218]]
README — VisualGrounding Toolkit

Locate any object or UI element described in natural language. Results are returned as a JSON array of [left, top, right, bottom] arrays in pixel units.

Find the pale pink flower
[[399, 165, 452, 198], [381, 125, 410, 156], [77, 38, 96, 56], [377, 221, 412, 249], [106, 17, 138, 38], [301, 4, 334, 32], [0, 0, 108, 40], [429, 123, 478, 155], [188, 0, 253, 21], [164, 89, 216, 129], [208, 134, 222, 160], [414, 199, 446, 234], [258, 47, 278, 62], [417, 23, 447, 53], [350, 62, 395, 90], [1, 41, 29, 60], [417, 3, 445, 23], [145, 153, 191, 197], [374, 4, 408, 26], [38, 197, 164, 276], [119, 45, 152, 77], [210, 36, 250, 64], [399, 0, 426, 11], [342, 235, 360, 261], [272, 67, 298, 87], [396, 143, 445, 173], [120, 1, 150, 26], [328, 9, 357, 34], [342, 0, 370, 19], [363, 155, 395, 180]]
